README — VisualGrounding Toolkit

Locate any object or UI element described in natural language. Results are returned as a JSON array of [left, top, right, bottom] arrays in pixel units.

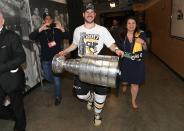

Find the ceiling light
[[110, 2, 116, 8]]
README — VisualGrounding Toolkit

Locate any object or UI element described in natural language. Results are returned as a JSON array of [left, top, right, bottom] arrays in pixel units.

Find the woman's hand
[[38, 22, 49, 32], [55, 21, 65, 32], [135, 38, 147, 50], [135, 38, 145, 45]]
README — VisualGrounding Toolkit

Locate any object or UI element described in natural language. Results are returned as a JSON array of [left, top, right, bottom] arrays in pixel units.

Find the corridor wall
[[145, 0, 184, 78]]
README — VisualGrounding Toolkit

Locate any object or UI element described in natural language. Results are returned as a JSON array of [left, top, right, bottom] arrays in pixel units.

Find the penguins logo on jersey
[[83, 34, 99, 55]]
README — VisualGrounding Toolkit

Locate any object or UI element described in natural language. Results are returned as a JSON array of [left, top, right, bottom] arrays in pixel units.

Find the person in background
[[44, 8, 49, 14], [31, 8, 42, 31], [117, 16, 147, 110], [110, 19, 122, 44], [29, 12, 69, 106], [54, 10, 60, 22], [59, 3, 123, 126], [59, 13, 67, 31], [0, 11, 26, 131]]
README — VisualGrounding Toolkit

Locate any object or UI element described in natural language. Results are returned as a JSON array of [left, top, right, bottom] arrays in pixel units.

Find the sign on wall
[[170, 0, 184, 39], [0, 0, 32, 40], [29, 0, 69, 31]]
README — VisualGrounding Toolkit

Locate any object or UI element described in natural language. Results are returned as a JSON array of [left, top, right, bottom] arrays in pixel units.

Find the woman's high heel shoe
[[132, 106, 139, 111]]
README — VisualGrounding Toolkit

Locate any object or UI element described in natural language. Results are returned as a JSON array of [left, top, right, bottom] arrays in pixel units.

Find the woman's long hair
[[121, 16, 140, 39]]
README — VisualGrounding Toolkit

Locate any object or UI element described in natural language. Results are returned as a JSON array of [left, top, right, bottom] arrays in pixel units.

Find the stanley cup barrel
[[52, 55, 121, 88]]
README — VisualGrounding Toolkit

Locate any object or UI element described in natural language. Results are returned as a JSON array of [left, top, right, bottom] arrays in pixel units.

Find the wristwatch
[[114, 47, 119, 52]]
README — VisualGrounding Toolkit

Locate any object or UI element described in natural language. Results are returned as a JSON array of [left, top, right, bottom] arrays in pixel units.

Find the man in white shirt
[[59, 3, 123, 126]]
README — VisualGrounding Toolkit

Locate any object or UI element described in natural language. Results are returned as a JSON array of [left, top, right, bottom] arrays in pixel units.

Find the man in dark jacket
[[29, 12, 68, 105], [0, 11, 26, 131]]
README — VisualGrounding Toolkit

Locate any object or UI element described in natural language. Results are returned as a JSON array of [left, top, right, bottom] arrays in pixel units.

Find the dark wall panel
[[67, 0, 83, 41]]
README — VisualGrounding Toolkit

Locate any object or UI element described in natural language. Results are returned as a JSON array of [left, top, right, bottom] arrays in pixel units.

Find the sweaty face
[[44, 16, 53, 25], [0, 13, 5, 28], [83, 9, 96, 24], [127, 19, 136, 32]]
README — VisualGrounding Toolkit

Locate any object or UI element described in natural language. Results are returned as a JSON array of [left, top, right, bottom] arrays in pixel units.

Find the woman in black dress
[[117, 16, 147, 110]]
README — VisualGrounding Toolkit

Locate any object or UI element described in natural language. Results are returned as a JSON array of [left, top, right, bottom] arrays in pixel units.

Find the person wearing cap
[[0, 11, 26, 131], [59, 3, 124, 126], [29, 12, 69, 106]]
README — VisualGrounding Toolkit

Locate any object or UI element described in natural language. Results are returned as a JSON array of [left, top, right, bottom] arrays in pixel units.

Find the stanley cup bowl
[[52, 54, 66, 73], [79, 55, 121, 88], [52, 54, 121, 88]]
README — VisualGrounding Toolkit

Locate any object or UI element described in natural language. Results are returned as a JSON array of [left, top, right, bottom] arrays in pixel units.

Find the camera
[[47, 23, 56, 28]]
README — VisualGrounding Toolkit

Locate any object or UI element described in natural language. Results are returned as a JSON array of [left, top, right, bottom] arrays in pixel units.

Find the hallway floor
[[0, 53, 184, 131]]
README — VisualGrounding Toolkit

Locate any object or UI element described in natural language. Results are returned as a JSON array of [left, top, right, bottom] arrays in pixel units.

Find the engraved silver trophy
[[52, 55, 121, 88]]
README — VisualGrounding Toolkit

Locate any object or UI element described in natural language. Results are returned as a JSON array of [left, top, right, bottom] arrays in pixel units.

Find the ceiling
[[94, 0, 147, 4], [83, 0, 150, 13]]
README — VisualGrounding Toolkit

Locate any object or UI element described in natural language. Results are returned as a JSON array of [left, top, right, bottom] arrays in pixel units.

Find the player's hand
[[58, 51, 66, 56]]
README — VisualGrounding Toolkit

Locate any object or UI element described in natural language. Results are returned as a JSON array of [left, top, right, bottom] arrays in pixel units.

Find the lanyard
[[123, 36, 143, 61], [44, 29, 55, 43]]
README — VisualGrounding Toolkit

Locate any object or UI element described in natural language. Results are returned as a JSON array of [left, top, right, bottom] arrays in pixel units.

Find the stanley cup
[[52, 55, 121, 88]]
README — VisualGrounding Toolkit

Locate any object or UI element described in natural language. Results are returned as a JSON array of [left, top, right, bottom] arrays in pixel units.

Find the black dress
[[117, 31, 146, 84]]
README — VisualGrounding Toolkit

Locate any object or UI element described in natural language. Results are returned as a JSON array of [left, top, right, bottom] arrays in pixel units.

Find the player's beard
[[85, 16, 95, 24]]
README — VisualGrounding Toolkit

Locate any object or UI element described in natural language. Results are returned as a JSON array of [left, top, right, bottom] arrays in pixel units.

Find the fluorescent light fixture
[[110, 2, 116, 8]]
